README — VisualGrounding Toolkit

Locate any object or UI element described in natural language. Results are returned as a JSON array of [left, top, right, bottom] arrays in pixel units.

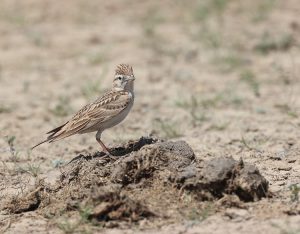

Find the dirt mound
[[2, 137, 269, 226]]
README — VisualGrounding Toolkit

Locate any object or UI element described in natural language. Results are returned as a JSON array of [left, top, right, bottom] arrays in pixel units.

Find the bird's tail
[[31, 122, 68, 150], [31, 139, 49, 150]]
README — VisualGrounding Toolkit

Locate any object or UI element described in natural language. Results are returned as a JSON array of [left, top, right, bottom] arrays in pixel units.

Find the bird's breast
[[98, 95, 134, 132]]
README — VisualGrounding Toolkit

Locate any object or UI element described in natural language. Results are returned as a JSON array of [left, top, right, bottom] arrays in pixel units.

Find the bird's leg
[[97, 138, 111, 155], [96, 131, 117, 159]]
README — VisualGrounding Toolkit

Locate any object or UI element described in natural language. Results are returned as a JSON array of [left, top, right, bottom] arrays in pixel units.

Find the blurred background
[[0, 0, 299, 160], [0, 0, 300, 232]]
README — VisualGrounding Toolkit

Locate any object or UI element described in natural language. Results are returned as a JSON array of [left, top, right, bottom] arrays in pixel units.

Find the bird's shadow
[[68, 136, 158, 164]]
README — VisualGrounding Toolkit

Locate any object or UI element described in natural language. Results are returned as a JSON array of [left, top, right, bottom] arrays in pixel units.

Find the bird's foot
[[101, 150, 119, 161]]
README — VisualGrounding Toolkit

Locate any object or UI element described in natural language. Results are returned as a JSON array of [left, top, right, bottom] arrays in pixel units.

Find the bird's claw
[[101, 150, 119, 160]]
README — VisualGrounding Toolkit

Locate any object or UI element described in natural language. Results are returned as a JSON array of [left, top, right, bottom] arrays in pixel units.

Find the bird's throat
[[125, 81, 134, 93]]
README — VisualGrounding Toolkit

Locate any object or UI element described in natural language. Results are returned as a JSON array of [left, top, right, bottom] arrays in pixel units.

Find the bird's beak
[[126, 76, 135, 81]]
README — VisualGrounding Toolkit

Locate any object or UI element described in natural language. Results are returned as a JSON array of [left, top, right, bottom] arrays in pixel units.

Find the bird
[[32, 64, 135, 156]]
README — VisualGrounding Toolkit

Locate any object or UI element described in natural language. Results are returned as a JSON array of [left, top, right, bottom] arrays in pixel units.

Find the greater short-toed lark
[[32, 64, 135, 155]]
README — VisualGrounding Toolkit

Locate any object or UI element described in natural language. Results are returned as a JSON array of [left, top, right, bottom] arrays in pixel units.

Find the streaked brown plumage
[[32, 64, 135, 155]]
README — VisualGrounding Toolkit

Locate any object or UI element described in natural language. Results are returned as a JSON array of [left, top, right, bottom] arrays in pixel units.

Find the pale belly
[[97, 102, 133, 131]]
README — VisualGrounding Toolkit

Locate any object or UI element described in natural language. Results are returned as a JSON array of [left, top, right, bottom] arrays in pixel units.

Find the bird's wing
[[48, 90, 132, 142]]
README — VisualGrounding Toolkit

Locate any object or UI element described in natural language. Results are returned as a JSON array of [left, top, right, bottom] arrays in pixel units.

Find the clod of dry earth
[[86, 185, 155, 222], [2, 137, 269, 226], [177, 157, 269, 202]]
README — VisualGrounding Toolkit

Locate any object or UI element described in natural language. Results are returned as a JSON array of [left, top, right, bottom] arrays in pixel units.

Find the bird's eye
[[118, 77, 122, 80]]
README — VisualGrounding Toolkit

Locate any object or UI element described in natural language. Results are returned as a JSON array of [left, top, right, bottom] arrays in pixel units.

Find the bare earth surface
[[0, 0, 300, 233]]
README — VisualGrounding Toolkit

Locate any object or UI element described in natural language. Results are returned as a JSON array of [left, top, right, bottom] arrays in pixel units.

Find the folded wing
[[45, 90, 131, 143]]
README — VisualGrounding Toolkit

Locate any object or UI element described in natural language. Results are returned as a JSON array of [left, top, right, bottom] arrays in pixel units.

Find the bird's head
[[113, 64, 135, 91]]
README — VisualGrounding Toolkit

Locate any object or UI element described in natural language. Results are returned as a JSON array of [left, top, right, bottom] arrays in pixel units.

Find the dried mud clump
[[86, 185, 155, 222], [110, 140, 195, 185], [177, 158, 269, 202], [2, 136, 269, 223], [4, 187, 42, 214]]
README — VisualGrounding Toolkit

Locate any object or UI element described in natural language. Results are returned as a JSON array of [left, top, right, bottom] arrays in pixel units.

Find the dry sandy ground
[[0, 0, 300, 233]]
